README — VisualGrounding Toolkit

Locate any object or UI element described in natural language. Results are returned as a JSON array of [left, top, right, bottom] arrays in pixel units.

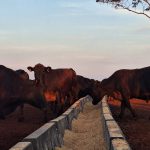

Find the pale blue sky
[[0, 0, 150, 80]]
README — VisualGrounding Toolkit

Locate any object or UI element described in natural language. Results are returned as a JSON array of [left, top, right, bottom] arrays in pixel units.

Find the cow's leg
[[119, 99, 136, 119], [18, 104, 24, 122], [43, 107, 48, 122], [54, 101, 59, 116], [64, 94, 70, 107], [60, 93, 66, 113], [50, 102, 56, 117], [58, 97, 64, 116], [118, 89, 127, 119], [119, 101, 126, 119], [55, 91, 63, 116], [125, 99, 136, 118], [120, 88, 137, 118], [69, 92, 74, 105]]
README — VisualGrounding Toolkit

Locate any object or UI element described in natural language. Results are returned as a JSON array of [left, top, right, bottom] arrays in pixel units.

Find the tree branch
[[96, 0, 150, 19], [118, 4, 150, 18]]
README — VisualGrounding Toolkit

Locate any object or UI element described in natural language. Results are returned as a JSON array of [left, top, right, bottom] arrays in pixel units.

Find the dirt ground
[[56, 102, 106, 150], [108, 99, 150, 150], [1, 99, 149, 150], [0, 104, 53, 150]]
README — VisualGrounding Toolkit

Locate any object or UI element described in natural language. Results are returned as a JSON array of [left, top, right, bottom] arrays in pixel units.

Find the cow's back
[[15, 69, 29, 80], [44, 68, 76, 91], [0, 66, 24, 110], [101, 66, 150, 99]]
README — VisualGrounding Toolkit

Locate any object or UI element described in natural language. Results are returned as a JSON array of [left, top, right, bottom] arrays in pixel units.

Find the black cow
[[15, 69, 29, 80], [73, 75, 101, 103], [92, 66, 150, 118], [0, 65, 47, 122]]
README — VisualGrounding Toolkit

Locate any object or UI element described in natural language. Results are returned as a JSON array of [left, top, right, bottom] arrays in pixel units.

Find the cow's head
[[91, 85, 106, 105], [27, 63, 51, 86], [16, 69, 29, 80]]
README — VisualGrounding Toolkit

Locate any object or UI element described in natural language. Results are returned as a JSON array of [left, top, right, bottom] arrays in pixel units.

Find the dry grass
[[56, 102, 106, 150]]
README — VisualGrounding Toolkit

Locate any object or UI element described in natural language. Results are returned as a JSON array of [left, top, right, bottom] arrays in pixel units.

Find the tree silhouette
[[96, 0, 150, 19]]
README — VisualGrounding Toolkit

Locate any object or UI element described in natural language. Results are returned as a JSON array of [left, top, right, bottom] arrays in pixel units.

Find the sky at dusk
[[0, 0, 150, 80]]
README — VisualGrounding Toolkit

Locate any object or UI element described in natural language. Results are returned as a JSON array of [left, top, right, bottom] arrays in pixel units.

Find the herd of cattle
[[0, 63, 150, 122]]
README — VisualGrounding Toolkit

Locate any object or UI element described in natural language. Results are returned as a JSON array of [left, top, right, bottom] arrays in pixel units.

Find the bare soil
[[108, 99, 150, 150], [0, 104, 53, 150], [56, 102, 106, 150], [1, 99, 149, 150]]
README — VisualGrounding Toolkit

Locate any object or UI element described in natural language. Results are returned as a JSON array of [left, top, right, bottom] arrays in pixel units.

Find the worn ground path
[[56, 102, 106, 150]]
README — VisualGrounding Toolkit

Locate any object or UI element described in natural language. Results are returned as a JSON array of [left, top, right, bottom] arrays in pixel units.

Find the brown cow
[[0, 65, 48, 122], [74, 75, 101, 102], [27, 63, 77, 115], [92, 66, 150, 119]]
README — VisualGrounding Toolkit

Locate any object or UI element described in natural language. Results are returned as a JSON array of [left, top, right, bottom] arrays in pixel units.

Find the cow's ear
[[45, 66, 51, 73], [27, 66, 34, 72]]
